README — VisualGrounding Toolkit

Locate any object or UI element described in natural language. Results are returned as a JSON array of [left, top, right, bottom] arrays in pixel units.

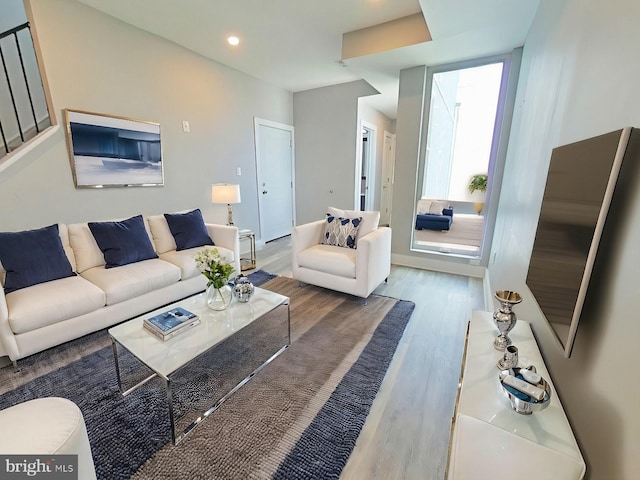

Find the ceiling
[[75, 0, 540, 119]]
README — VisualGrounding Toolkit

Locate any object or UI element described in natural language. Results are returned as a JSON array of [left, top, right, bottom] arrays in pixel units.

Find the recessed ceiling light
[[227, 36, 240, 46]]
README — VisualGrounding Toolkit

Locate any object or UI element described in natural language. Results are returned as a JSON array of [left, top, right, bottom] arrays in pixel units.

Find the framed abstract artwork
[[64, 109, 164, 188]]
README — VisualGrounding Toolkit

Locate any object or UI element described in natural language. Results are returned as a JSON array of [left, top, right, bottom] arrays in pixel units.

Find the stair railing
[[0, 22, 50, 160]]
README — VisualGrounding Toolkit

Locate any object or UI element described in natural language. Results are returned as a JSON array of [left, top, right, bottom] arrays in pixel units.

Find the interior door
[[380, 131, 396, 225], [254, 118, 295, 242]]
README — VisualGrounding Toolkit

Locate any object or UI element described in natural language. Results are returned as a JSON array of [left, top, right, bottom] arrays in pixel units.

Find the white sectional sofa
[[0, 210, 240, 365]]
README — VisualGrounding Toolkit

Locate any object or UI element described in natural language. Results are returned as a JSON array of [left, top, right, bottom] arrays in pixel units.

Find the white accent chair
[[0, 397, 97, 480], [292, 209, 391, 301]]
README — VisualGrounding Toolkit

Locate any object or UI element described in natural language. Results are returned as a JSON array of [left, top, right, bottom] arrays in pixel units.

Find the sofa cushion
[[88, 215, 158, 268], [415, 213, 453, 231], [147, 210, 204, 255], [322, 215, 361, 249], [146, 214, 177, 254], [327, 207, 380, 241], [429, 200, 446, 215], [417, 199, 432, 215], [160, 245, 235, 280], [80, 258, 180, 306], [68, 223, 106, 273], [164, 209, 214, 251], [69, 218, 155, 273], [56, 224, 77, 273], [6, 276, 105, 334], [0, 224, 76, 294], [297, 244, 356, 279]]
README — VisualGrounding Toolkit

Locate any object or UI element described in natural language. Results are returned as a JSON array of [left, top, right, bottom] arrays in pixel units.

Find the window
[[412, 52, 520, 261]]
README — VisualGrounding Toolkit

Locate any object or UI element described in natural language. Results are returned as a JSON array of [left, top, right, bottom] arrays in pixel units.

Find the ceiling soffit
[[342, 13, 431, 61]]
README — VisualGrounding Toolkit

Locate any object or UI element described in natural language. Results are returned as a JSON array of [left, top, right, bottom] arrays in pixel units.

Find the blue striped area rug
[[0, 271, 414, 480], [273, 298, 414, 479]]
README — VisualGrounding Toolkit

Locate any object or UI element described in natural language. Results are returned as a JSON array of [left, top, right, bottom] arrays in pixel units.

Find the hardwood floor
[[253, 236, 486, 480]]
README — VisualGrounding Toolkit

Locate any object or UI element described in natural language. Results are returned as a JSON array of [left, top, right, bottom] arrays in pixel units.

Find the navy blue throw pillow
[[88, 215, 158, 268], [0, 224, 75, 294], [164, 209, 214, 251]]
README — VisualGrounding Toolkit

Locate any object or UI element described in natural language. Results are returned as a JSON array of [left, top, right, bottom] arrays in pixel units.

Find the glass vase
[[206, 284, 233, 311]]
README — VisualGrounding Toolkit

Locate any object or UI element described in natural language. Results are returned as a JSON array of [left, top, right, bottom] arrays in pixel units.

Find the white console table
[[447, 310, 586, 479]]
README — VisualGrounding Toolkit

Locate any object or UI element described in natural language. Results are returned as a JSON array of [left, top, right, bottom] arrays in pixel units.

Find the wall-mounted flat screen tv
[[526, 127, 635, 357]]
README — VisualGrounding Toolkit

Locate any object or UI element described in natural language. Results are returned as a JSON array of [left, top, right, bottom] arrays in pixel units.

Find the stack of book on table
[[143, 307, 200, 341]]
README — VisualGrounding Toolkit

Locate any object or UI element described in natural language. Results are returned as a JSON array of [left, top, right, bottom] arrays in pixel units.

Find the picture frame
[[64, 109, 164, 188]]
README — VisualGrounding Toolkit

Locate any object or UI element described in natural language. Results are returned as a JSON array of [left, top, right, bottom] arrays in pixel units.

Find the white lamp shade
[[211, 184, 241, 204]]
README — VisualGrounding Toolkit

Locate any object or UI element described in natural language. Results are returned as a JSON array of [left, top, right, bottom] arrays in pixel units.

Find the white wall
[[489, 0, 640, 478], [0, 0, 25, 32], [292, 80, 379, 224], [390, 66, 426, 255], [0, 0, 292, 237]]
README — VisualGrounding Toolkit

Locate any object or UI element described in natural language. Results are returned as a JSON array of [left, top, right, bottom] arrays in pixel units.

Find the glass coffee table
[[108, 287, 290, 444]]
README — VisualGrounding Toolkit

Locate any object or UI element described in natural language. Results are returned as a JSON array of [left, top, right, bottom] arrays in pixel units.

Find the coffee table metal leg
[[166, 377, 178, 445], [111, 338, 124, 393], [286, 301, 291, 345], [165, 376, 224, 445], [110, 338, 158, 396]]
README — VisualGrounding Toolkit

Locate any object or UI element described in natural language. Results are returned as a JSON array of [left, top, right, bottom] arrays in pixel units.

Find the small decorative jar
[[232, 274, 254, 303]]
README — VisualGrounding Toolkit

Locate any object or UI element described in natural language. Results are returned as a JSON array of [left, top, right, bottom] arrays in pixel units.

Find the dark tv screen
[[526, 128, 632, 357]]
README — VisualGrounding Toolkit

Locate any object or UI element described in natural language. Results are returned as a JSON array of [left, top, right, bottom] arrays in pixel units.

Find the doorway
[[254, 118, 295, 242], [412, 52, 520, 261], [358, 121, 376, 211]]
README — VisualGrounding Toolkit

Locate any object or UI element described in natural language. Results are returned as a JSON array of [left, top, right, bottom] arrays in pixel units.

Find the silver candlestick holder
[[493, 290, 522, 351]]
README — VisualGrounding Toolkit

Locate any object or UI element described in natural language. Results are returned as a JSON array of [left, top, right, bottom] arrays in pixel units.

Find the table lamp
[[211, 184, 241, 225]]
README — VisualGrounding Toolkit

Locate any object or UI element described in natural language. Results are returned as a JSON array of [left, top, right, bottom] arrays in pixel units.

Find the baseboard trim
[[391, 253, 486, 278]]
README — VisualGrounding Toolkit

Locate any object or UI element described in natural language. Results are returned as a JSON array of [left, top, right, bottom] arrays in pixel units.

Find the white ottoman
[[0, 397, 97, 480]]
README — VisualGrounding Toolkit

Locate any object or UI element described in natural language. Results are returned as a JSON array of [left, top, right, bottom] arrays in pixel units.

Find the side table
[[238, 228, 256, 271]]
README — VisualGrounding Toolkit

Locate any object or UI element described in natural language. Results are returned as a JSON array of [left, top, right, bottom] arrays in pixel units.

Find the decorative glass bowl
[[498, 366, 551, 415]]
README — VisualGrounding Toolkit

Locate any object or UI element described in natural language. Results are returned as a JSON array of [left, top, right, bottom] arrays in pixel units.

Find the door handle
[[262, 190, 268, 194]]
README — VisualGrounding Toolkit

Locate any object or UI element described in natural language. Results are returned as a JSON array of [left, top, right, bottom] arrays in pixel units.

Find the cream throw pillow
[[428, 201, 446, 215], [417, 199, 432, 215]]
